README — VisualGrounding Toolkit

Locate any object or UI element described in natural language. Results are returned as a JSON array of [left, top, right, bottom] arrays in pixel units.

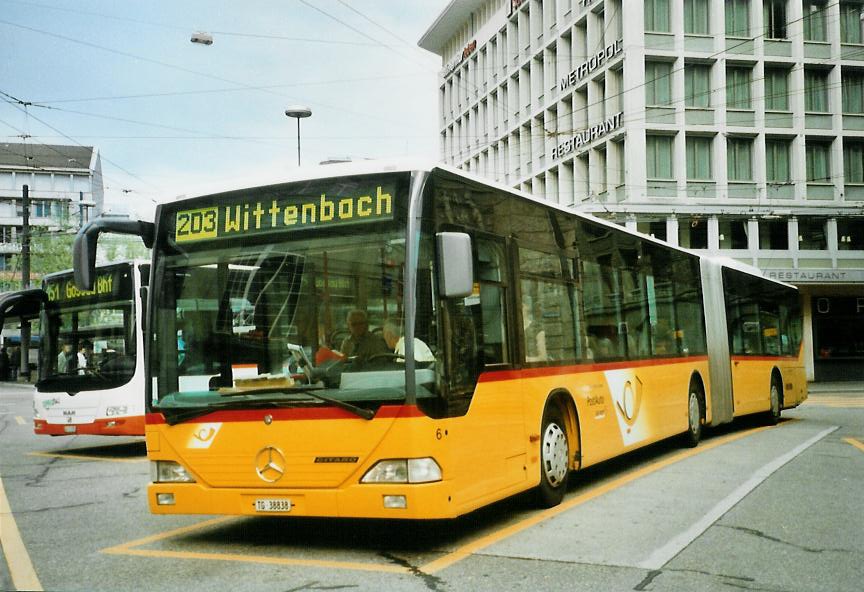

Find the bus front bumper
[[34, 415, 145, 436], [147, 480, 456, 520]]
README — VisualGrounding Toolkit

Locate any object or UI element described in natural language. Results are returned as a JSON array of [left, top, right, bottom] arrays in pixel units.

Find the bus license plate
[[255, 498, 292, 513], [64, 426, 77, 434]]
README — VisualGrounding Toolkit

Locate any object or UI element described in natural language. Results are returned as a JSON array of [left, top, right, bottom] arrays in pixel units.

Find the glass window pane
[[686, 64, 711, 107], [804, 2, 828, 41], [728, 138, 753, 181], [685, 0, 710, 34], [765, 68, 789, 110], [647, 135, 674, 179], [806, 142, 831, 182], [766, 139, 791, 182], [687, 136, 713, 179]]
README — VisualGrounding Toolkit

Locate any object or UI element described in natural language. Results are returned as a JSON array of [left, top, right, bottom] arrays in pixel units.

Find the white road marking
[[637, 425, 838, 570]]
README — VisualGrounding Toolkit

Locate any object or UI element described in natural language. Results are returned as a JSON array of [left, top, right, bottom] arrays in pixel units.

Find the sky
[[0, 0, 449, 220]]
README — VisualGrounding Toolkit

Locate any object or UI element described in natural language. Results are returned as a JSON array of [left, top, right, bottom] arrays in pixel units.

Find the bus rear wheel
[[683, 383, 703, 448], [765, 375, 782, 425], [536, 405, 569, 508]]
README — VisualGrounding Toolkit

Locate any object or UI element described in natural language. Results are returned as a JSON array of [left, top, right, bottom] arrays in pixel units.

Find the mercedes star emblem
[[255, 446, 286, 483]]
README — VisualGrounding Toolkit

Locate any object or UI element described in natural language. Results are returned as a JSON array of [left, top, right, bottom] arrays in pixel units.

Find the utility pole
[[20, 184, 31, 381], [79, 191, 84, 229]]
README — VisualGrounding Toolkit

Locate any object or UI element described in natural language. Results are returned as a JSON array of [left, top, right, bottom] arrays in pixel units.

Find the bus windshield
[[150, 229, 433, 417], [39, 265, 137, 392]]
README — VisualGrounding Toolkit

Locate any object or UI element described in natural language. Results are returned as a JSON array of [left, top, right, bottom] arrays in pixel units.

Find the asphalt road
[[1, 381, 862, 592]]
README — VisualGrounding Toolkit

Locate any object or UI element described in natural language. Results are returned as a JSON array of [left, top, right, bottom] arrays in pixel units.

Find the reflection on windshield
[[153, 233, 439, 411]]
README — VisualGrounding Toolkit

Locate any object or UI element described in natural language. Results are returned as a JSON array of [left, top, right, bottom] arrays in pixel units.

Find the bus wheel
[[536, 405, 569, 508], [683, 382, 703, 448], [765, 376, 782, 426]]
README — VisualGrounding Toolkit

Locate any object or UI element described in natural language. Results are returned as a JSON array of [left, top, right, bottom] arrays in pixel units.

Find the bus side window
[[476, 239, 509, 366]]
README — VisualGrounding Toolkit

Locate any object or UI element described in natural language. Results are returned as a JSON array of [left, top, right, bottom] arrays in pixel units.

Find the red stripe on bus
[[731, 355, 800, 362], [145, 404, 423, 425], [478, 355, 710, 383]]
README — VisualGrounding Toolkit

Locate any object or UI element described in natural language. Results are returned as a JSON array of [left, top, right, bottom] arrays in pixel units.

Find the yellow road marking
[[15, 416, 25, 426], [805, 397, 864, 408], [0, 474, 43, 591], [27, 451, 147, 464], [419, 425, 770, 574], [101, 424, 772, 575], [102, 516, 409, 574], [843, 437, 864, 453]]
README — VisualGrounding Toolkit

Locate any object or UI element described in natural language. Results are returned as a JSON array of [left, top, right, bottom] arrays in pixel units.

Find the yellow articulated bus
[[71, 162, 806, 519]]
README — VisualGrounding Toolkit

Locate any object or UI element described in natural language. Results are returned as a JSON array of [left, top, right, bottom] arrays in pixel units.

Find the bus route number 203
[[175, 207, 219, 242]]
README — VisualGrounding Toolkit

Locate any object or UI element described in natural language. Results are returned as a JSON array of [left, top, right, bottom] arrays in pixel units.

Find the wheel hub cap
[[542, 423, 568, 486], [689, 393, 700, 434]]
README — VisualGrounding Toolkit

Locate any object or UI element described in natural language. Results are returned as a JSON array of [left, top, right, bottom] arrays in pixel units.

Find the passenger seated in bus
[[382, 319, 435, 363], [522, 301, 548, 362], [339, 309, 389, 366]]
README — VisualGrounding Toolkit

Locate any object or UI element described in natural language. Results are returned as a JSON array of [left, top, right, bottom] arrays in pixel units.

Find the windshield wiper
[[158, 387, 375, 425], [219, 386, 375, 420]]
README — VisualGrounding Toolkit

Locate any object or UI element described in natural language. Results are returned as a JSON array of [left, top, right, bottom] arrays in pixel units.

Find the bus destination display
[[174, 185, 395, 243]]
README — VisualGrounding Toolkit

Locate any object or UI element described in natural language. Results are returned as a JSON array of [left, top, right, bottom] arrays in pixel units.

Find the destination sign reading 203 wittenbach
[[174, 184, 395, 243]]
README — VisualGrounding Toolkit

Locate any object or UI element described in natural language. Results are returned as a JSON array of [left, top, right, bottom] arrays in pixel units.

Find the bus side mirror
[[436, 232, 474, 298], [74, 217, 155, 290]]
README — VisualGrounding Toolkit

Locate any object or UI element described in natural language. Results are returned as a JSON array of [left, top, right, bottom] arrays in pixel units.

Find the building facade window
[[685, 64, 711, 107], [647, 134, 675, 179], [719, 218, 750, 249], [727, 66, 752, 109], [843, 140, 864, 183], [687, 135, 713, 179], [842, 71, 864, 113], [766, 139, 791, 182], [727, 137, 753, 180], [797, 217, 828, 249], [684, 0, 710, 34], [726, 0, 751, 36], [806, 140, 832, 183], [760, 219, 789, 250], [637, 219, 668, 240], [679, 217, 709, 249], [764, 68, 789, 110], [645, 0, 672, 32], [763, 0, 787, 39], [837, 218, 864, 249], [840, 2, 864, 44], [804, 69, 830, 112], [645, 61, 673, 105], [803, 1, 827, 41]]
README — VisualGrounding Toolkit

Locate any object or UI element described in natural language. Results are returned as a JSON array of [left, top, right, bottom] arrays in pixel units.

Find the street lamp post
[[284, 106, 312, 166]]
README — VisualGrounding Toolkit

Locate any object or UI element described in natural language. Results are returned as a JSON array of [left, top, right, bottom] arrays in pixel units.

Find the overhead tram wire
[[1, 90, 165, 197], [0, 17, 420, 129], [0, 116, 161, 205]]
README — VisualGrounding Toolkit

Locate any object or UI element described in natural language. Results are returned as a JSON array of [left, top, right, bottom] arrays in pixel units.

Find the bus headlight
[[361, 458, 442, 484], [105, 406, 128, 416], [150, 461, 196, 483]]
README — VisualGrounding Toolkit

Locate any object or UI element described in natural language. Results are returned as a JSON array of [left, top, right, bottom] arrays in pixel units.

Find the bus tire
[[683, 380, 704, 448], [536, 404, 569, 508], [765, 374, 782, 425]]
